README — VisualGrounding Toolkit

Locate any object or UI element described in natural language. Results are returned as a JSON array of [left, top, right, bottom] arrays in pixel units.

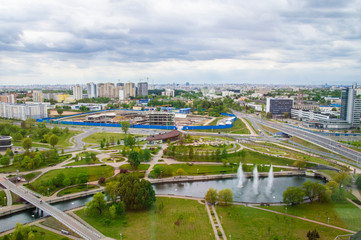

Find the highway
[[233, 110, 361, 168], [0, 179, 103, 240]]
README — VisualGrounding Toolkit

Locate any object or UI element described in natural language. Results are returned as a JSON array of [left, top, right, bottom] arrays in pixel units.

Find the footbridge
[[0, 178, 106, 240]]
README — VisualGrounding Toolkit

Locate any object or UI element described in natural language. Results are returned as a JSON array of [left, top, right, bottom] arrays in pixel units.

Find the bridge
[[1, 179, 106, 240]]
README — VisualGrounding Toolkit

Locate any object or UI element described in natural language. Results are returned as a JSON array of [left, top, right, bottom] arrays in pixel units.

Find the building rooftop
[[146, 130, 181, 141]]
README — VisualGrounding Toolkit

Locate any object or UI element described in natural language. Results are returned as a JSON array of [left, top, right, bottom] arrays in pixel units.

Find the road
[[233, 110, 361, 169], [0, 179, 104, 240]]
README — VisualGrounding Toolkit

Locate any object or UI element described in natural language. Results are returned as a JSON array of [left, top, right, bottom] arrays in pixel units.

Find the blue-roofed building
[[179, 108, 191, 114]]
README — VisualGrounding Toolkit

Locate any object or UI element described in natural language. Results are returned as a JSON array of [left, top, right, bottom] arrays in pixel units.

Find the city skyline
[[0, 0, 361, 85]]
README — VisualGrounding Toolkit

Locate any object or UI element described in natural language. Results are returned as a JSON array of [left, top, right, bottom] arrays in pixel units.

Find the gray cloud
[[0, 0, 360, 85]]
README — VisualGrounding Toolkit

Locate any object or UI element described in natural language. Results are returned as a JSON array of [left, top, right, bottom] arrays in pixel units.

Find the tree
[[189, 147, 194, 160], [22, 137, 32, 152], [5, 148, 13, 157], [63, 177, 72, 187], [128, 151, 140, 170], [283, 186, 305, 205], [143, 149, 151, 162], [283, 112, 289, 119], [57, 108, 64, 116], [332, 172, 352, 187], [121, 121, 130, 134], [86, 192, 106, 215], [176, 168, 187, 176], [356, 175, 361, 190], [109, 204, 117, 219], [54, 173, 65, 187], [218, 188, 233, 206], [307, 229, 320, 240], [100, 140, 105, 149], [124, 134, 136, 147], [302, 181, 326, 203], [215, 149, 221, 161], [221, 148, 228, 159], [0, 156, 10, 165], [77, 173, 88, 184], [49, 135, 59, 148], [105, 181, 120, 203], [117, 174, 155, 210], [205, 188, 218, 205], [293, 160, 307, 169], [13, 132, 23, 142]]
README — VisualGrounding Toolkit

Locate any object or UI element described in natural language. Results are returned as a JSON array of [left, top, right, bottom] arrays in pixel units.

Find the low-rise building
[[0, 102, 48, 120]]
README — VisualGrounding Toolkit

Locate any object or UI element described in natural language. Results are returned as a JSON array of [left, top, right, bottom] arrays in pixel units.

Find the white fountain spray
[[237, 162, 245, 188], [266, 164, 274, 194], [253, 164, 259, 194]]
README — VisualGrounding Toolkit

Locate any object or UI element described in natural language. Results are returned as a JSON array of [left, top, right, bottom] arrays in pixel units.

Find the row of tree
[[205, 188, 234, 206], [283, 172, 353, 205]]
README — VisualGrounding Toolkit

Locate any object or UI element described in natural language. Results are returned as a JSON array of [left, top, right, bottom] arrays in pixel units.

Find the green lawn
[[83, 132, 139, 144], [0, 225, 70, 240], [229, 149, 316, 167], [0, 190, 7, 206], [149, 163, 288, 178], [66, 158, 101, 166], [27, 165, 114, 195], [75, 197, 213, 240], [262, 201, 361, 232], [216, 205, 350, 240], [290, 136, 335, 155], [23, 171, 42, 182], [119, 164, 150, 170], [57, 184, 99, 196], [190, 119, 250, 134], [260, 124, 279, 134]]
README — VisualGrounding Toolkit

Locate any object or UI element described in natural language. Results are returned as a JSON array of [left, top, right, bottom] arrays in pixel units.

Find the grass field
[[66, 156, 101, 166], [290, 136, 335, 154], [0, 190, 7, 206], [83, 132, 138, 144], [57, 184, 99, 196], [23, 171, 42, 181], [228, 149, 316, 167], [216, 205, 350, 240], [75, 197, 213, 240], [149, 164, 288, 177], [119, 164, 150, 170], [28, 165, 114, 194], [0, 225, 70, 240], [190, 119, 250, 134], [262, 200, 361, 232]]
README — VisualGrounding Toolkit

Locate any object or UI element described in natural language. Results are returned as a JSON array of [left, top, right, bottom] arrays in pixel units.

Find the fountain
[[266, 165, 274, 194], [237, 162, 245, 188], [253, 164, 259, 194]]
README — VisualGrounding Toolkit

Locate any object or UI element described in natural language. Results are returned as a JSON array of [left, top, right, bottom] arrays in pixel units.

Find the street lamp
[[160, 170, 163, 178], [220, 215, 222, 224], [285, 207, 287, 214], [328, 217, 330, 224], [3, 197, 6, 206], [197, 169, 199, 175], [120, 233, 122, 240], [47, 188, 49, 196], [229, 235, 231, 240]]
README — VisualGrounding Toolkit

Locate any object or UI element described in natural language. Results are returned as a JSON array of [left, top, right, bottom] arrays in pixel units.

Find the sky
[[0, 0, 360, 86]]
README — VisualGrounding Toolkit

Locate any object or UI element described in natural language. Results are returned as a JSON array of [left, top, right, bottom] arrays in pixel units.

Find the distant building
[[266, 98, 293, 117], [32, 90, 43, 102], [186, 82, 190, 86], [97, 83, 116, 98], [146, 130, 181, 144], [0, 103, 48, 120], [86, 82, 97, 98], [162, 89, 175, 97], [0, 136, 12, 151], [340, 83, 361, 128], [56, 94, 71, 103], [137, 82, 148, 97], [124, 82, 136, 99], [0, 94, 16, 104], [72, 84, 83, 100]]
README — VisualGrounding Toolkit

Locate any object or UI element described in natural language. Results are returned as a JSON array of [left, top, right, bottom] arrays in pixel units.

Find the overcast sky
[[0, 0, 360, 86]]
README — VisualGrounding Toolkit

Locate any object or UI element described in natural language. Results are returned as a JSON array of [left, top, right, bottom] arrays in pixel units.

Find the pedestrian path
[[205, 203, 227, 240]]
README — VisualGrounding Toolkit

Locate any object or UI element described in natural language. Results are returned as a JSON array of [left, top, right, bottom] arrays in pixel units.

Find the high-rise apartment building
[[0, 103, 48, 120], [137, 82, 148, 97], [124, 82, 136, 99], [33, 90, 44, 102], [340, 83, 361, 128], [73, 84, 83, 100], [0, 94, 16, 104], [87, 82, 97, 98], [97, 83, 117, 98]]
